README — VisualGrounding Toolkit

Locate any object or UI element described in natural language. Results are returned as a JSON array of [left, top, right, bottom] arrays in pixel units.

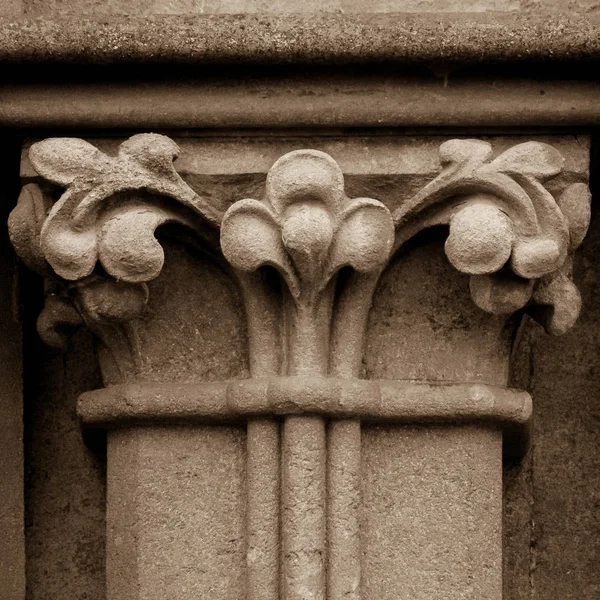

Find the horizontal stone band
[[78, 378, 531, 456], [78, 376, 531, 425], [4, 80, 600, 129], [0, 14, 599, 67]]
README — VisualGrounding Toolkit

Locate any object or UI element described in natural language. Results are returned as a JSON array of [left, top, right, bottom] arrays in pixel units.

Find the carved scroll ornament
[[394, 139, 590, 334], [9, 134, 222, 375]]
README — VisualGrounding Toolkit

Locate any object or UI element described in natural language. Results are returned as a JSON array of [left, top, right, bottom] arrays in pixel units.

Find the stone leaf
[[530, 264, 582, 335], [29, 137, 114, 186], [8, 183, 53, 276], [21, 134, 220, 284], [40, 198, 99, 281], [99, 205, 183, 284], [390, 139, 587, 332], [557, 182, 592, 249], [470, 272, 534, 315], [486, 141, 564, 180], [265, 149, 344, 215], [439, 139, 493, 168], [36, 294, 83, 349], [221, 198, 299, 297], [75, 278, 149, 324], [330, 198, 394, 275]]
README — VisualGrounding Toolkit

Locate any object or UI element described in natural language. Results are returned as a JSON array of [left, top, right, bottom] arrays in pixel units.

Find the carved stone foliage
[[9, 134, 221, 377], [394, 139, 590, 334], [8, 134, 591, 600], [221, 150, 394, 377], [9, 135, 590, 375], [12, 134, 219, 281]]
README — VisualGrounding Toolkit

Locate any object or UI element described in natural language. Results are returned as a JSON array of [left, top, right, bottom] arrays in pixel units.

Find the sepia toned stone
[[0, 13, 599, 66], [2, 1, 600, 597], [6, 131, 591, 600], [0, 210, 24, 600]]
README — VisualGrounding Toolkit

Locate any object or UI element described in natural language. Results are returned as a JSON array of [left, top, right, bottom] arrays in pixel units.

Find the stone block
[[362, 425, 502, 600], [107, 425, 246, 600]]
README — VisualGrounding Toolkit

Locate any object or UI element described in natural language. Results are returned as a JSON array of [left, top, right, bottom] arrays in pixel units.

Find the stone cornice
[[0, 13, 600, 67], [3, 78, 600, 129]]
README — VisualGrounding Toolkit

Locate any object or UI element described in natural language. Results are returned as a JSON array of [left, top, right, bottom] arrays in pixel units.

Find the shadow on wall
[[504, 134, 600, 600]]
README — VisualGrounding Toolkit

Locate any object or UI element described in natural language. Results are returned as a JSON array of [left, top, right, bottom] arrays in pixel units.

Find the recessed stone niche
[[12, 133, 591, 600]]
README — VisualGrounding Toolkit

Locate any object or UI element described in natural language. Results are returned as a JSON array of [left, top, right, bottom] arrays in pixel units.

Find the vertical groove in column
[[282, 415, 327, 600], [247, 419, 281, 600], [327, 419, 361, 600]]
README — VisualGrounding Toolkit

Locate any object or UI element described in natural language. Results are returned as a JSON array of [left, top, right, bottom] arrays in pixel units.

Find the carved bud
[[221, 150, 394, 305]]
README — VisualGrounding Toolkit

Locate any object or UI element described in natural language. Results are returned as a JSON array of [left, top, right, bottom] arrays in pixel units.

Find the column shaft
[[282, 416, 327, 600]]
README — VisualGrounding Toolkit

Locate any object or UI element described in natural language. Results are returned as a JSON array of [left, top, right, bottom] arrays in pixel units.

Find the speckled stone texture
[[14, 133, 596, 599], [0, 6, 596, 600], [107, 426, 246, 600], [24, 330, 106, 600], [503, 194, 600, 600], [0, 163, 24, 600], [14, 0, 525, 16], [9, 0, 600, 16], [110, 242, 248, 385], [362, 425, 502, 600], [0, 13, 599, 66]]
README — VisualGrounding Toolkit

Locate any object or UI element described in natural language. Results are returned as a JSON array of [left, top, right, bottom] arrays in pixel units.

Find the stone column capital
[[8, 133, 591, 600], [9, 135, 590, 372]]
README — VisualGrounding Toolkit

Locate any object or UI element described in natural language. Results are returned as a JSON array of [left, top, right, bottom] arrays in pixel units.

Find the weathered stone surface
[[362, 425, 502, 600], [4, 79, 600, 130], [0, 196, 24, 600], [366, 229, 516, 385], [10, 133, 592, 600], [77, 378, 531, 428], [0, 0, 21, 16], [525, 205, 600, 599], [22, 0, 522, 16], [111, 241, 249, 385], [501, 192, 600, 600], [107, 425, 246, 600], [24, 330, 105, 600], [14, 0, 600, 15], [0, 2, 596, 600], [1, 13, 600, 67], [18, 134, 588, 387]]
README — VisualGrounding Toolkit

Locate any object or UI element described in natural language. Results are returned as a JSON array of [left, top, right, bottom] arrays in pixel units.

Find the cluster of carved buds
[[8, 134, 219, 354], [221, 150, 395, 375], [393, 139, 591, 334]]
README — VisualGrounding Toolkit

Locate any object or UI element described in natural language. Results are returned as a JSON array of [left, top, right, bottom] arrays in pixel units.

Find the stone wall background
[[502, 161, 600, 599], [23, 330, 106, 600]]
